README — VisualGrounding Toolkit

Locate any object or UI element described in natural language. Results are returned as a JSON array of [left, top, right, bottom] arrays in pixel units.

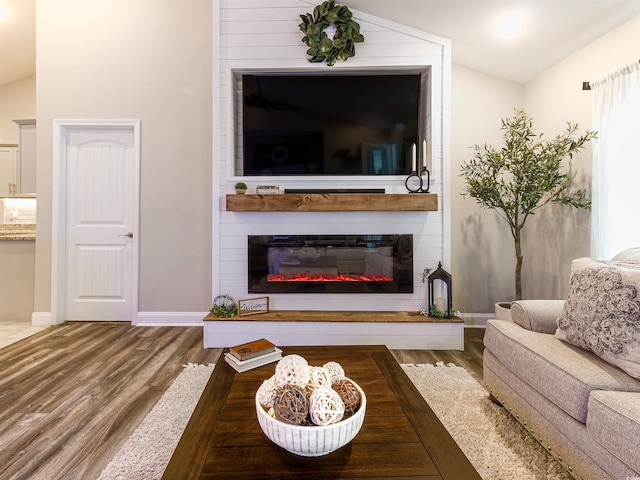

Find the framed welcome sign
[[238, 296, 270, 316]]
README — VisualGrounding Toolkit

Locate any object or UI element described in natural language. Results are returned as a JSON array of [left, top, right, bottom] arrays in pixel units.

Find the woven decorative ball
[[332, 379, 361, 416], [306, 366, 332, 393], [256, 376, 367, 456], [275, 354, 311, 388], [309, 387, 345, 426], [322, 361, 345, 383], [256, 376, 280, 408], [273, 384, 310, 425]]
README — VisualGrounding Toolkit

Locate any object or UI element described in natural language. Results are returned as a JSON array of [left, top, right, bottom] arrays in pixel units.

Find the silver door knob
[[118, 232, 134, 238]]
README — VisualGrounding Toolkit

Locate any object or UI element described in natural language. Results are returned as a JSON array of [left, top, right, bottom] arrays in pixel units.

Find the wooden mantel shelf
[[204, 310, 462, 323], [226, 193, 438, 212]]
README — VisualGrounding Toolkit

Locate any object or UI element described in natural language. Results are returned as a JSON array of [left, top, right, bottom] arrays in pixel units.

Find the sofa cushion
[[511, 300, 565, 334], [588, 390, 640, 472], [485, 320, 640, 423], [555, 257, 640, 379], [612, 247, 640, 263]]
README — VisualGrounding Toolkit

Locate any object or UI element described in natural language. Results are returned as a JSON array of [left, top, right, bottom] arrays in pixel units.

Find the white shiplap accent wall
[[214, 0, 451, 311]]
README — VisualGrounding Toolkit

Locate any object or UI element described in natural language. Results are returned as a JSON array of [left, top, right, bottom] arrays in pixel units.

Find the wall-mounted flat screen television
[[240, 73, 422, 176]]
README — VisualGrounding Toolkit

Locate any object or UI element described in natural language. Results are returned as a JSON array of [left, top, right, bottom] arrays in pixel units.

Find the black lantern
[[427, 262, 452, 318]]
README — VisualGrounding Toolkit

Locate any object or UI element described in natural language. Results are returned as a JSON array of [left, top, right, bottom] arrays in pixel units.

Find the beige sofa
[[484, 250, 640, 480]]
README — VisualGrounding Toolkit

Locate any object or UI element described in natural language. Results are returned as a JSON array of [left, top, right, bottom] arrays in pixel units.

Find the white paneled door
[[53, 121, 140, 322]]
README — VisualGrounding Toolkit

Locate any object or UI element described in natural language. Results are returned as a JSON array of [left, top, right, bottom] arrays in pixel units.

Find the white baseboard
[[458, 312, 492, 327], [135, 312, 208, 326], [31, 310, 490, 330], [28, 311, 206, 326], [31, 312, 55, 326]]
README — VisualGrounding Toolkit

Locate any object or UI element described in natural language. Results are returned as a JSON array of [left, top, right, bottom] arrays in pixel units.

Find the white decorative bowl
[[256, 379, 366, 457]]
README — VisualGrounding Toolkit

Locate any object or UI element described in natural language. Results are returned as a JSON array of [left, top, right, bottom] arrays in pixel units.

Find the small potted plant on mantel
[[460, 108, 596, 317], [235, 182, 248, 194]]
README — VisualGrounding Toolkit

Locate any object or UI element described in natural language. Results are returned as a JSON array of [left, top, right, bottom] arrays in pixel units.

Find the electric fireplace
[[248, 234, 413, 294]]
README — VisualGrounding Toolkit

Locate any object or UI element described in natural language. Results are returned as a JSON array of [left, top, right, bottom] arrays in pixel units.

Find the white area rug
[[97, 363, 214, 480], [402, 362, 573, 480], [98, 362, 572, 480]]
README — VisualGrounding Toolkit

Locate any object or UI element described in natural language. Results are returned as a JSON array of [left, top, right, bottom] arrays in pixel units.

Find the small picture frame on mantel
[[256, 185, 280, 195], [238, 296, 270, 316]]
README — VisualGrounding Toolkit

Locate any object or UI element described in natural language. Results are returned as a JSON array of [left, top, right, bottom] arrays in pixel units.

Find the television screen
[[241, 74, 421, 176]]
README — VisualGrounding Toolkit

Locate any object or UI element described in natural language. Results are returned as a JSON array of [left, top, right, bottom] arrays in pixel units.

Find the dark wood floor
[[0, 323, 484, 480]]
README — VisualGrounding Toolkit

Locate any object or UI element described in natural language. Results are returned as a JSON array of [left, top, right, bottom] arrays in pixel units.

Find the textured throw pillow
[[555, 257, 640, 379]]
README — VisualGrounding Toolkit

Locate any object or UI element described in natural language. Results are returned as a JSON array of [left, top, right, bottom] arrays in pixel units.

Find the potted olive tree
[[460, 108, 596, 306]]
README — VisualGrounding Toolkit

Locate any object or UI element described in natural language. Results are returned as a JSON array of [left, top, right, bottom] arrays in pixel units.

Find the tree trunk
[[514, 227, 523, 300]]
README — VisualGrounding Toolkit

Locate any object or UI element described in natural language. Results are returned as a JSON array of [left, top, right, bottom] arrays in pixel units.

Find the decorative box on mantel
[[203, 310, 464, 350], [225, 193, 438, 212]]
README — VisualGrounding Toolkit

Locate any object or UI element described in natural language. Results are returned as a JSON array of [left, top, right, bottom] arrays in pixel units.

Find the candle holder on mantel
[[404, 167, 431, 193], [420, 166, 430, 193], [404, 170, 423, 193]]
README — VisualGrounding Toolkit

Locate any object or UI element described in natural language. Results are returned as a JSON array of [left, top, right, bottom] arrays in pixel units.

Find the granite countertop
[[0, 224, 36, 241]]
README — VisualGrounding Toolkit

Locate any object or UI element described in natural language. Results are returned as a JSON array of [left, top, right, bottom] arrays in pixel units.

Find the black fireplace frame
[[248, 234, 413, 294]]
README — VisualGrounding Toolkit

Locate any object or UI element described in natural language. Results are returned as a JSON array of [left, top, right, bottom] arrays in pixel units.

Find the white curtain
[[591, 61, 640, 260]]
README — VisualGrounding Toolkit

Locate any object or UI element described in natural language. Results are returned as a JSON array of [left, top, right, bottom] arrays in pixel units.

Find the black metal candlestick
[[404, 171, 423, 193], [405, 168, 430, 193], [419, 167, 430, 193]]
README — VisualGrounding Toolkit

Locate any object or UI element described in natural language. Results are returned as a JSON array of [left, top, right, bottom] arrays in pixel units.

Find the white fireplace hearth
[[203, 310, 464, 350]]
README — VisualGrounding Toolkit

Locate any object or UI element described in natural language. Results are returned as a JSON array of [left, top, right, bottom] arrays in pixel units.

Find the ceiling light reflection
[[495, 11, 526, 39]]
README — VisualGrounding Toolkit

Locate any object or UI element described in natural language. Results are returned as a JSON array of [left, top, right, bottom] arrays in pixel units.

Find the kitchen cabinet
[[14, 119, 36, 194], [0, 240, 35, 322], [0, 145, 18, 195]]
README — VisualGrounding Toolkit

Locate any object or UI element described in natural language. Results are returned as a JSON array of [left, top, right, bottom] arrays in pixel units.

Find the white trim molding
[[51, 119, 141, 325], [31, 312, 56, 326], [457, 312, 493, 327], [135, 312, 208, 327]]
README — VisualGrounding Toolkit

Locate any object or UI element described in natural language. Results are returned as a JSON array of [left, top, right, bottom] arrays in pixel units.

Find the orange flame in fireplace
[[268, 273, 394, 282]]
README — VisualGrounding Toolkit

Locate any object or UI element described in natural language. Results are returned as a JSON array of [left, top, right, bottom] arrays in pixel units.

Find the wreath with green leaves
[[299, 1, 364, 66]]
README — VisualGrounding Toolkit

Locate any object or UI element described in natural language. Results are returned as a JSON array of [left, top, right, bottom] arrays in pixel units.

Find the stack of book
[[224, 338, 282, 372]]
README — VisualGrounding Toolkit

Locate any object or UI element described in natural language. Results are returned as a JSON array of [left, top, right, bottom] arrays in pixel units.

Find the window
[[590, 61, 640, 259]]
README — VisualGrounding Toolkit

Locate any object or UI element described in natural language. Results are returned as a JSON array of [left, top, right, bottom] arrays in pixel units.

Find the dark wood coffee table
[[163, 345, 481, 479]]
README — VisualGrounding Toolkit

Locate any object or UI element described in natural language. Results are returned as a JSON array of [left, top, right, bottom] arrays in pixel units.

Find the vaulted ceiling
[[0, 0, 35, 86], [347, 0, 640, 83], [1, 0, 639, 86]]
